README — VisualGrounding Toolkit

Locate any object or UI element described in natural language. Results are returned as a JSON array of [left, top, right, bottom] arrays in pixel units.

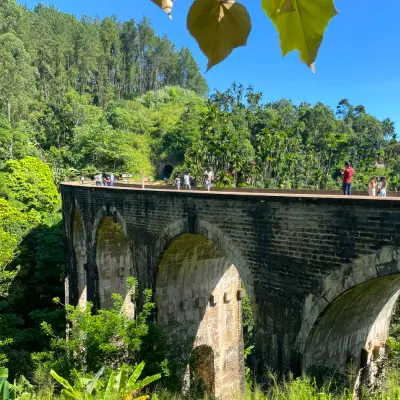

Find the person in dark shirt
[[342, 162, 355, 195]]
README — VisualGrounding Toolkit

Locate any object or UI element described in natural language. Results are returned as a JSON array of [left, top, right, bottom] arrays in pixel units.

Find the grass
[[6, 368, 400, 399]]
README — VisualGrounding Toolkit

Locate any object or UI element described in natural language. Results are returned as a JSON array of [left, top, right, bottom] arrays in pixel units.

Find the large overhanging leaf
[[262, 0, 338, 71], [151, 0, 174, 18], [187, 0, 251, 71]]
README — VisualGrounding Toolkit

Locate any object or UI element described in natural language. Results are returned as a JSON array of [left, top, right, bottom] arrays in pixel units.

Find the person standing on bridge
[[95, 173, 102, 186], [110, 172, 115, 186], [204, 177, 211, 191], [183, 172, 191, 190], [377, 176, 387, 197], [341, 162, 354, 195], [204, 167, 213, 184], [368, 176, 377, 196], [175, 175, 181, 190]]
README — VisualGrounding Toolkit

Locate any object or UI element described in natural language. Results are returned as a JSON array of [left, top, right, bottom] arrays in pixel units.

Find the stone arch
[[190, 344, 215, 397], [94, 208, 134, 315], [154, 218, 255, 304], [298, 247, 400, 384], [91, 206, 128, 248], [155, 232, 250, 400], [71, 208, 87, 307]]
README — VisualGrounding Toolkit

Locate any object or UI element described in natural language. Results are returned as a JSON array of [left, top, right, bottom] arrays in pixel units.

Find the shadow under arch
[[299, 247, 400, 387], [93, 208, 135, 315], [154, 218, 255, 305], [71, 208, 88, 307], [155, 232, 249, 400]]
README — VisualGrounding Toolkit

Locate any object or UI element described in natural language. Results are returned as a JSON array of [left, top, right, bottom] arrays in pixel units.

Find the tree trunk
[[7, 100, 11, 124]]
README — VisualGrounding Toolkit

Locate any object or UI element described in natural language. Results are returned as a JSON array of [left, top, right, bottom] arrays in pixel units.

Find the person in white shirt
[[377, 176, 387, 197], [183, 173, 191, 190], [80, 175, 85, 184], [95, 174, 102, 186], [204, 168, 213, 183], [175, 176, 181, 190]]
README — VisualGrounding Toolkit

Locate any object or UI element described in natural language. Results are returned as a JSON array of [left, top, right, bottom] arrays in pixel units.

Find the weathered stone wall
[[95, 216, 133, 309], [72, 208, 87, 307], [61, 184, 400, 384]]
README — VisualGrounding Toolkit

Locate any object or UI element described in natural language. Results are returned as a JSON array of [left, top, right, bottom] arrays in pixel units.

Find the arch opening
[[155, 233, 249, 399], [190, 345, 215, 397], [72, 209, 87, 307], [162, 164, 173, 179], [303, 275, 400, 390], [95, 216, 134, 316]]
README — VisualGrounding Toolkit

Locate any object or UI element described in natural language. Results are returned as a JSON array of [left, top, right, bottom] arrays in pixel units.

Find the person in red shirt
[[342, 162, 355, 195]]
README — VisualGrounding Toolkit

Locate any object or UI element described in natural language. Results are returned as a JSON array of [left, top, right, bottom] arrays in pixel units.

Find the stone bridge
[[61, 183, 400, 398]]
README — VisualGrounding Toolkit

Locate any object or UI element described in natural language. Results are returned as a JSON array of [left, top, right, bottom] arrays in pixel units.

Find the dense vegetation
[[0, 0, 400, 398]]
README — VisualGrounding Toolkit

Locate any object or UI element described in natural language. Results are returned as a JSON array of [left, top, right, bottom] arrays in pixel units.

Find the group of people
[[92, 172, 115, 187], [368, 176, 387, 197], [174, 168, 213, 191], [342, 162, 387, 197], [81, 164, 388, 198]]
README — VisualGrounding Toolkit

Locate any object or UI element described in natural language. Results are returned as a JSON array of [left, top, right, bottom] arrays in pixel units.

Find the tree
[[0, 118, 38, 162], [0, 198, 39, 298], [0, 33, 36, 124], [0, 157, 60, 214], [0, 0, 21, 35]]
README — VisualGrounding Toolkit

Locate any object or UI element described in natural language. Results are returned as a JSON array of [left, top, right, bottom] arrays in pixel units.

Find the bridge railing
[[70, 181, 400, 197]]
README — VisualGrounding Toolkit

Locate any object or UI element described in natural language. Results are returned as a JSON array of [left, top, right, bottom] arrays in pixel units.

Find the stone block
[[195, 297, 206, 308], [181, 300, 189, 311], [210, 294, 219, 306], [236, 289, 245, 301], [224, 292, 231, 303], [167, 303, 175, 314]]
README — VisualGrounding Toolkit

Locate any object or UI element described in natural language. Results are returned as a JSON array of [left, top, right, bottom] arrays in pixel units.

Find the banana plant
[[0, 367, 9, 400], [50, 367, 104, 399], [50, 361, 160, 400], [0, 378, 9, 400], [103, 362, 160, 400]]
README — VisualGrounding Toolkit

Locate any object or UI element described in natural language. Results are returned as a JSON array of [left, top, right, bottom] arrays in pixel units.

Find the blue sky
[[21, 0, 400, 132]]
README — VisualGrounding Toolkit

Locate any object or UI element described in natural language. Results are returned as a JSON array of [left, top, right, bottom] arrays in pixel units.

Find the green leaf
[[262, 0, 338, 70], [50, 369, 77, 399], [71, 369, 84, 390], [86, 367, 104, 394], [133, 374, 161, 391], [127, 362, 145, 388], [104, 370, 115, 397], [0, 379, 10, 400], [150, 0, 173, 18], [114, 364, 129, 393], [0, 379, 9, 400], [0, 368, 7, 380], [187, 0, 251, 70]]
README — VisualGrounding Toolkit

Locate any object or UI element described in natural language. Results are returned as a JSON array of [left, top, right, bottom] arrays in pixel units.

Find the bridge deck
[[62, 182, 400, 202]]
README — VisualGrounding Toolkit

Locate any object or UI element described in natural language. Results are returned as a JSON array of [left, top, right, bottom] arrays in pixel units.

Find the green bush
[[0, 157, 60, 214], [41, 278, 164, 379]]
